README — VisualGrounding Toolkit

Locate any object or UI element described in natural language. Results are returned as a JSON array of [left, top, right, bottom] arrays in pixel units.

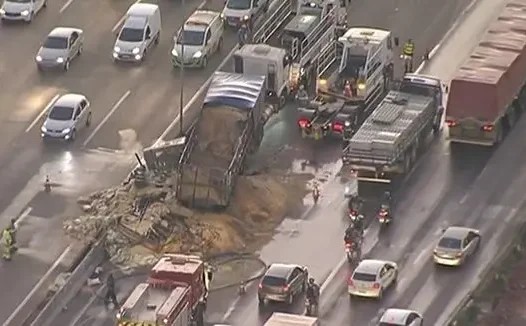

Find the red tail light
[[350, 209, 357, 216], [258, 283, 263, 289], [332, 121, 344, 132], [379, 210, 388, 217], [481, 124, 494, 132], [298, 118, 311, 128], [446, 119, 457, 127], [345, 243, 352, 248], [373, 282, 380, 289]]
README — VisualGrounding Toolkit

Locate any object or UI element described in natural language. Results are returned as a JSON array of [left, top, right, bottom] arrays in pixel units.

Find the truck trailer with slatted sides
[[342, 74, 444, 194], [263, 312, 319, 326], [446, 0, 526, 147], [116, 254, 211, 326]]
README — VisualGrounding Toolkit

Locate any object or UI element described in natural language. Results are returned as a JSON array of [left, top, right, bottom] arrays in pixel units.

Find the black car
[[258, 263, 308, 306]]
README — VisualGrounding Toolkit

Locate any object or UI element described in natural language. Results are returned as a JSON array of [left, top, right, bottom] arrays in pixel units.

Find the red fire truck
[[116, 254, 211, 326]]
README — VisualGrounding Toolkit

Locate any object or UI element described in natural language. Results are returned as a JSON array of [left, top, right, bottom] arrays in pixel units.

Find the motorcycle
[[345, 240, 361, 263], [348, 208, 359, 221], [400, 54, 414, 73], [305, 296, 318, 316], [377, 204, 391, 226]]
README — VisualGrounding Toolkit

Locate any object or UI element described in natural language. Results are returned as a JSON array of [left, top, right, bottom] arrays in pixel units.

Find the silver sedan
[[36, 27, 84, 72], [433, 226, 481, 266]]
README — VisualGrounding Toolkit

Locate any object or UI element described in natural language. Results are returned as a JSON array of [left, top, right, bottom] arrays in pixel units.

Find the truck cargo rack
[[253, 0, 294, 44]]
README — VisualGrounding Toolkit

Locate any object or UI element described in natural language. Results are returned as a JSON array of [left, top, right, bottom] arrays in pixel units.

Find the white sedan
[[379, 308, 424, 326], [348, 259, 398, 299]]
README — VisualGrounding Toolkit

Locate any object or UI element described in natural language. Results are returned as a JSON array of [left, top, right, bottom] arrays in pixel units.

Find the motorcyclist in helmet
[[348, 193, 364, 212], [344, 225, 362, 245], [380, 191, 393, 220], [306, 277, 320, 305], [353, 214, 365, 235], [296, 84, 309, 107]]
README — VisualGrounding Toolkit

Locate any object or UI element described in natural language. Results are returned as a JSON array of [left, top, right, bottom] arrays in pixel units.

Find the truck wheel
[[278, 92, 287, 109]]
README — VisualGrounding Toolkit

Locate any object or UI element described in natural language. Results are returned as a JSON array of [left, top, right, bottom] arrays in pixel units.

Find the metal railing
[[298, 8, 336, 64], [253, 0, 294, 44]]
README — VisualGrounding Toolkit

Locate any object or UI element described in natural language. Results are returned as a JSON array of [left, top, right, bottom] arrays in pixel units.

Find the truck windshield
[[226, 0, 251, 10], [399, 82, 437, 97], [119, 27, 144, 42], [177, 30, 205, 46]]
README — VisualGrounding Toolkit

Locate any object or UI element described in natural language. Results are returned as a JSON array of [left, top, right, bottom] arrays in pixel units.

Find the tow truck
[[116, 254, 212, 326], [231, 0, 346, 105], [342, 74, 445, 198], [298, 27, 396, 141]]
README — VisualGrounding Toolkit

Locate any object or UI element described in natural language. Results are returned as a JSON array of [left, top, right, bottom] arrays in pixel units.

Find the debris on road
[[65, 169, 311, 271]]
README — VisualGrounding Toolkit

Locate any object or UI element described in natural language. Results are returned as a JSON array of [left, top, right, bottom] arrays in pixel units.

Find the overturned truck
[[176, 72, 269, 209]]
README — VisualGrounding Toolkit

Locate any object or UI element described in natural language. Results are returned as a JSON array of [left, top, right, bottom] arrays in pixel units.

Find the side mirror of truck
[[394, 37, 399, 47], [207, 270, 213, 282], [443, 84, 449, 93]]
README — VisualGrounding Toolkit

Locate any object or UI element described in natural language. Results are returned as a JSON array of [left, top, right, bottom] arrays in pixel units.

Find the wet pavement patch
[[28, 192, 69, 218]]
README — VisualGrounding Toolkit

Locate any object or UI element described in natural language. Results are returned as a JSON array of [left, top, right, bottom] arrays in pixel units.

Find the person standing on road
[[2, 226, 15, 261], [104, 273, 119, 308]]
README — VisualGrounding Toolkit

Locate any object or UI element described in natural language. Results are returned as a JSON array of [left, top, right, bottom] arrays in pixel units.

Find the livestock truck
[[342, 74, 444, 202], [176, 72, 274, 209], [446, 0, 526, 147], [264, 312, 319, 326], [116, 254, 212, 326]]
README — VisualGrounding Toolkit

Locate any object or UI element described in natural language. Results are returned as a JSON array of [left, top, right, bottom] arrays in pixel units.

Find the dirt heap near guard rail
[[64, 170, 311, 271]]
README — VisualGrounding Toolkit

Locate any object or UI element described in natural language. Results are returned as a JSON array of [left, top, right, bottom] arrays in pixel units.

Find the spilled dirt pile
[[64, 170, 310, 271]]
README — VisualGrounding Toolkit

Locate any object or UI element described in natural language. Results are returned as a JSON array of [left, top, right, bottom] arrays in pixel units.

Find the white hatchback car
[[40, 94, 92, 142], [379, 308, 424, 326], [348, 259, 398, 299]]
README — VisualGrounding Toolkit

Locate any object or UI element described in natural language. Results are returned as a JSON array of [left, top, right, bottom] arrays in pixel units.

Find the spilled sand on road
[[64, 169, 311, 272]]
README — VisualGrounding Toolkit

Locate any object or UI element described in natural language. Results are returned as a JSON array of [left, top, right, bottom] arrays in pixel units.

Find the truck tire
[[194, 304, 205, 326]]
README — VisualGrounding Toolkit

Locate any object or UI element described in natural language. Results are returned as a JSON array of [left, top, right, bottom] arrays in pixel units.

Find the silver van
[[171, 10, 224, 68]]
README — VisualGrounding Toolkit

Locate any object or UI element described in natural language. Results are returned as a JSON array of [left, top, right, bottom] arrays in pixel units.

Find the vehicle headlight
[[35, 56, 42, 62], [56, 57, 64, 63], [193, 51, 202, 58], [357, 83, 365, 90], [115, 313, 121, 319], [41, 126, 47, 132], [171, 49, 178, 57], [344, 186, 350, 193], [21, 10, 29, 16], [220, 13, 224, 19], [344, 120, 351, 127], [134, 54, 141, 60], [62, 128, 71, 134], [243, 15, 249, 21], [0, 9, 5, 15], [132, 47, 140, 54], [114, 46, 121, 53]]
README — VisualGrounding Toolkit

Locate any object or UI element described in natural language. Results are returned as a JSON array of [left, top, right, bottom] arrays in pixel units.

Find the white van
[[221, 0, 269, 28], [113, 3, 161, 63], [172, 10, 224, 68]]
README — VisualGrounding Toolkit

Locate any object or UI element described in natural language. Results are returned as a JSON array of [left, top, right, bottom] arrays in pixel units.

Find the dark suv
[[258, 263, 308, 306]]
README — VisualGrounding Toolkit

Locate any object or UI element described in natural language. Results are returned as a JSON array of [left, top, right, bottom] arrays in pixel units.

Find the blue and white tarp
[[204, 72, 266, 110]]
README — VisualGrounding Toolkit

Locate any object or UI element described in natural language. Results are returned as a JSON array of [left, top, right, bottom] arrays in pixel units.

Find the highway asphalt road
[[0, 0, 245, 323]]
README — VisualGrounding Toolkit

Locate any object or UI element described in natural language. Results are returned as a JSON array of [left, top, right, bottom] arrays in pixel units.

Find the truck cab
[[399, 73, 445, 131], [233, 44, 292, 108]]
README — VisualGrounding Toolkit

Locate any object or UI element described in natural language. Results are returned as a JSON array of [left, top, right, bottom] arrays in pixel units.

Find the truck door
[[234, 55, 244, 73], [268, 63, 276, 93]]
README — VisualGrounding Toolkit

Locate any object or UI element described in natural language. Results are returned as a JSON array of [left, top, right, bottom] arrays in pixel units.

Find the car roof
[[442, 226, 476, 240], [54, 93, 85, 107], [124, 16, 148, 29], [355, 259, 389, 274], [48, 27, 81, 38], [380, 308, 416, 324], [265, 263, 299, 278], [186, 10, 219, 27]]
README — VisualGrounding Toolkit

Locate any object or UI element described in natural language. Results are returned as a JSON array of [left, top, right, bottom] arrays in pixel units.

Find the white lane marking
[[59, 0, 74, 13], [14, 206, 32, 228], [69, 285, 106, 326], [221, 296, 241, 321], [25, 94, 59, 133], [3, 245, 73, 326], [83, 90, 131, 148], [414, 0, 480, 74]]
